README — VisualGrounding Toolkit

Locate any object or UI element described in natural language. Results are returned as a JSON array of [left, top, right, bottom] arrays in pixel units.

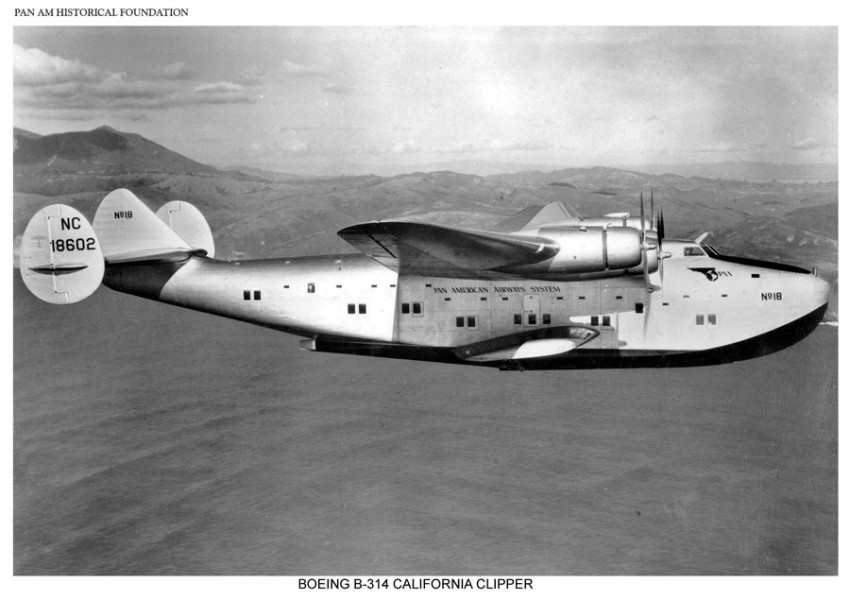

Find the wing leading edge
[[337, 221, 559, 277]]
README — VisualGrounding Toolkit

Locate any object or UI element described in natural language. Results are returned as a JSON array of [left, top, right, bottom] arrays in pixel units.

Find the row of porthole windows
[[696, 314, 717, 325], [454, 313, 562, 328], [347, 304, 367, 314], [401, 302, 423, 315], [286, 283, 397, 293], [514, 314, 552, 326], [455, 316, 478, 330], [590, 315, 612, 327]]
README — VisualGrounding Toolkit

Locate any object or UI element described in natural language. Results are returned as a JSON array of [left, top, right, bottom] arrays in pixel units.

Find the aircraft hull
[[101, 239, 830, 370], [304, 302, 827, 370]]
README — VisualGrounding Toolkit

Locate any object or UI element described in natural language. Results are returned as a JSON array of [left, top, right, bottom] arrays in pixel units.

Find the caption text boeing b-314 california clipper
[[19, 188, 829, 370]]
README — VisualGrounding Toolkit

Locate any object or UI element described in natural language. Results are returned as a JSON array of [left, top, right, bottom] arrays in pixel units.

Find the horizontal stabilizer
[[338, 221, 559, 277], [19, 204, 105, 304], [93, 189, 193, 262], [104, 249, 197, 264]]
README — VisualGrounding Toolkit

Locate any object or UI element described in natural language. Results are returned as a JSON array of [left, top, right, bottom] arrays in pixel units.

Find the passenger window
[[635, 302, 644, 314], [412, 302, 422, 314], [253, 290, 261, 301], [456, 316, 464, 328], [348, 304, 355, 314], [514, 314, 522, 325], [696, 315, 705, 325], [708, 314, 717, 325], [542, 314, 551, 325], [307, 283, 315, 293], [243, 290, 250, 301], [401, 303, 410, 314], [602, 315, 611, 327], [467, 316, 477, 329], [528, 314, 537, 326], [358, 304, 366, 314], [591, 316, 599, 326]]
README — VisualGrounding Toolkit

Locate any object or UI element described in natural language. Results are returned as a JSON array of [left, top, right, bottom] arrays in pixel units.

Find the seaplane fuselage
[[20, 189, 828, 370], [103, 239, 828, 369]]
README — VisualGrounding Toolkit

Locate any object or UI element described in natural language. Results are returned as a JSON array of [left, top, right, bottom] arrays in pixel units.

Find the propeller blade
[[658, 207, 665, 241], [660, 252, 664, 282], [650, 189, 655, 229], [639, 192, 651, 292]]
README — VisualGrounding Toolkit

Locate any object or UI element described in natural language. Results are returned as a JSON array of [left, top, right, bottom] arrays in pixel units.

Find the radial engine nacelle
[[499, 225, 658, 278]]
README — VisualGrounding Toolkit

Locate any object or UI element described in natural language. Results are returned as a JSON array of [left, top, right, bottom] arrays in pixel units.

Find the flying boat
[[19, 188, 829, 370]]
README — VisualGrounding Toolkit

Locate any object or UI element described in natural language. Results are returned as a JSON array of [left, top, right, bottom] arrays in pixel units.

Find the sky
[[13, 26, 838, 176]]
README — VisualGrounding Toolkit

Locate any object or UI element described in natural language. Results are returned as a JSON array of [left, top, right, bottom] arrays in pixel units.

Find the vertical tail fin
[[93, 188, 193, 261], [156, 200, 215, 258], [19, 205, 105, 304]]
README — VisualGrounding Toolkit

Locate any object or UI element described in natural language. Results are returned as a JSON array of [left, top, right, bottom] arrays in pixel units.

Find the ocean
[[13, 275, 837, 575]]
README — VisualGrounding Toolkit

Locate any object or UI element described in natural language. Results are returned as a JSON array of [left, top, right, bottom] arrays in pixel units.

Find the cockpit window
[[702, 244, 720, 257], [684, 246, 705, 256]]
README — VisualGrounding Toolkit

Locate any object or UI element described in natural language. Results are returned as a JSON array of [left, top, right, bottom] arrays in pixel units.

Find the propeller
[[640, 191, 652, 292], [653, 190, 664, 283], [656, 192, 665, 246], [650, 188, 656, 230]]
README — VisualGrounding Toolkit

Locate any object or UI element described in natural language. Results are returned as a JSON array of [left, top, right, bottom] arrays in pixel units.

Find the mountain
[[486, 166, 698, 191], [14, 125, 219, 175], [13, 126, 837, 311], [632, 161, 838, 182], [13, 128, 43, 143], [14, 126, 224, 195]]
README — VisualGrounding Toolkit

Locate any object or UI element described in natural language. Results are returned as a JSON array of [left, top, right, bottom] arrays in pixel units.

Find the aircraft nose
[[812, 274, 831, 308], [798, 272, 831, 315]]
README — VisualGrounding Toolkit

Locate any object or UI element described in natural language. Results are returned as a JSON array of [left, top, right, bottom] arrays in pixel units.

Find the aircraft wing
[[337, 221, 559, 277]]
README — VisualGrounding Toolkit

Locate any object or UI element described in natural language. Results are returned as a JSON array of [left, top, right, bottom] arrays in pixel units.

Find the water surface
[[14, 276, 837, 574]]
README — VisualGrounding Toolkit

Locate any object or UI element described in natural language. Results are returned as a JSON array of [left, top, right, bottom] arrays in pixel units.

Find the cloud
[[238, 137, 311, 156], [193, 81, 244, 93], [693, 141, 768, 154], [156, 62, 193, 80], [14, 45, 259, 113], [442, 138, 552, 153], [392, 139, 422, 154], [192, 82, 258, 104], [14, 44, 102, 86], [287, 140, 310, 153], [281, 59, 328, 77], [239, 66, 266, 86], [322, 82, 352, 95], [791, 137, 820, 150]]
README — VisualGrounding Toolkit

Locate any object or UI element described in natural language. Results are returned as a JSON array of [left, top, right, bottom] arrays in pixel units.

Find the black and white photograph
[[10, 6, 839, 587]]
